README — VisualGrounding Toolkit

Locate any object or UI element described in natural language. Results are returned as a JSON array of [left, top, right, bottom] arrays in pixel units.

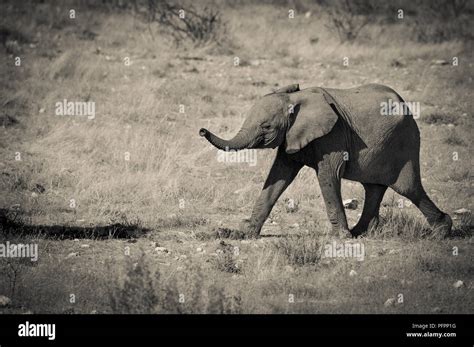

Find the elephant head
[[199, 84, 339, 154]]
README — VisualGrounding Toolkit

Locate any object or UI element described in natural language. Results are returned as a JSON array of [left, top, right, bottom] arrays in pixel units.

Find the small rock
[[0, 295, 11, 307], [39, 108, 45, 114], [289, 223, 300, 229], [349, 270, 358, 277], [73, 239, 80, 242], [384, 298, 396, 307], [447, 123, 454, 128], [90, 310, 98, 314], [388, 249, 399, 255], [454, 208, 470, 216], [431, 307, 442, 313], [343, 199, 358, 210], [80, 244, 90, 248], [31, 192, 38, 198], [66, 252, 78, 259], [155, 247, 169, 253], [453, 280, 464, 288], [431, 59, 449, 66]]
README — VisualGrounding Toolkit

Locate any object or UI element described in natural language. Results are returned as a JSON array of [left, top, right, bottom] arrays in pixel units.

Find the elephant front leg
[[317, 158, 350, 238], [227, 149, 302, 239], [351, 183, 387, 237]]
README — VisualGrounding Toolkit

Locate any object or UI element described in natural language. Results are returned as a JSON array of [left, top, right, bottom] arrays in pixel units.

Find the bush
[[136, 0, 228, 46], [323, 0, 379, 42], [411, 0, 473, 43]]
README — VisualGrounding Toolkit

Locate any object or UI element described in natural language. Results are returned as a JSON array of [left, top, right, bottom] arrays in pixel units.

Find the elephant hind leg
[[390, 166, 452, 235], [417, 192, 453, 234], [351, 183, 387, 237]]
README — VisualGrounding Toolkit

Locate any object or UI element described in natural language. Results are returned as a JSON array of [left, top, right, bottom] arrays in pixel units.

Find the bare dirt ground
[[0, 1, 472, 314]]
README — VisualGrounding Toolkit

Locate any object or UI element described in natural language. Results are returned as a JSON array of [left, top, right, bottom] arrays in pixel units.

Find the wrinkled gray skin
[[199, 83, 452, 238]]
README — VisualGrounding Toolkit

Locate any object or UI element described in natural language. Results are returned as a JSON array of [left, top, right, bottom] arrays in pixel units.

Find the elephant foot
[[430, 213, 453, 238], [350, 224, 369, 238], [351, 217, 381, 238], [349, 227, 363, 238]]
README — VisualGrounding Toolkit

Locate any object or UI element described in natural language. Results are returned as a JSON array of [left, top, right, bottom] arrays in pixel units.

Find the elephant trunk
[[199, 127, 257, 151]]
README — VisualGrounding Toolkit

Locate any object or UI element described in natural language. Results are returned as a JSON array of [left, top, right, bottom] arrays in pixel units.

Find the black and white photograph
[[0, 0, 472, 342]]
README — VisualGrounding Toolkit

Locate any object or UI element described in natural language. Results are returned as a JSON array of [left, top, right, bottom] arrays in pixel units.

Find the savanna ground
[[0, 0, 472, 314]]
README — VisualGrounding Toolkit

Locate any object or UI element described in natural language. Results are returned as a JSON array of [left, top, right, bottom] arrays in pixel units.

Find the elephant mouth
[[261, 131, 280, 148]]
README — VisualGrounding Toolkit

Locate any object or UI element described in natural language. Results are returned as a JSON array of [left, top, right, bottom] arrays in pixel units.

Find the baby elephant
[[199, 84, 452, 238]]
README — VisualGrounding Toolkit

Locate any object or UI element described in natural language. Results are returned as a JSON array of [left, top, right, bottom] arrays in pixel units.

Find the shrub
[[411, 0, 473, 43], [323, 0, 379, 42], [136, 0, 228, 46]]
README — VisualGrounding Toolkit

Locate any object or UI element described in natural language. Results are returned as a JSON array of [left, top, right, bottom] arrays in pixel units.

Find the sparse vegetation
[[422, 112, 459, 125], [324, 0, 379, 43], [135, 0, 228, 47], [273, 233, 322, 266], [0, 0, 472, 314], [444, 129, 467, 146]]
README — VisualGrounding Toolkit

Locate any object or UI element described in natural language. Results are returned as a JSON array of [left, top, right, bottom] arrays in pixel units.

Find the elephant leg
[[351, 183, 387, 237], [391, 172, 452, 235], [317, 156, 350, 238], [238, 148, 303, 238]]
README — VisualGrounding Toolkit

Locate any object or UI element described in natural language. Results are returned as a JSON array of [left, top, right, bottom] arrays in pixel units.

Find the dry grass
[[0, 1, 472, 314]]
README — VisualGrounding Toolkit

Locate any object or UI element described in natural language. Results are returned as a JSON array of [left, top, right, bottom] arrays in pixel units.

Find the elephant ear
[[285, 92, 339, 154]]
